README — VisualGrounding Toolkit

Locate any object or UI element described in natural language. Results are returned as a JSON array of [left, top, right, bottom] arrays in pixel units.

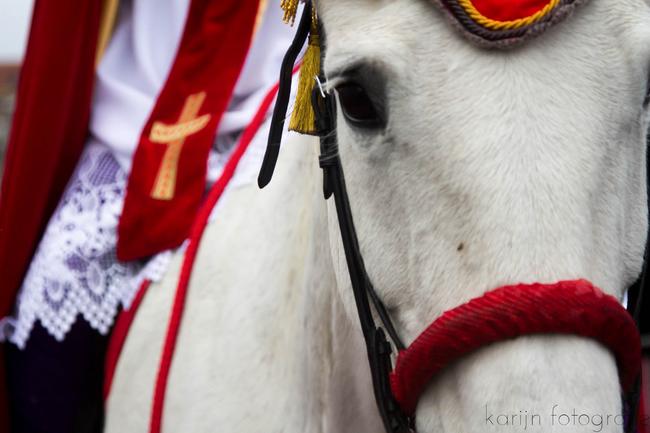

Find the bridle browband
[[258, 4, 648, 432]]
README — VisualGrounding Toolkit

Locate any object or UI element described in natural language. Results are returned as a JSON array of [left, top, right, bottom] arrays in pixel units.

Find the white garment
[[5, 142, 173, 346], [0, 0, 296, 347]]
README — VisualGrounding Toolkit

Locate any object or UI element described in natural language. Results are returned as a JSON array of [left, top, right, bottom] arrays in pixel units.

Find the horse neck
[[297, 203, 624, 433], [288, 148, 384, 433], [285, 144, 624, 433]]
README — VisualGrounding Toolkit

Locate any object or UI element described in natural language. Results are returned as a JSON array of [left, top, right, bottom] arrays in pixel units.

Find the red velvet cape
[[0, 1, 104, 427]]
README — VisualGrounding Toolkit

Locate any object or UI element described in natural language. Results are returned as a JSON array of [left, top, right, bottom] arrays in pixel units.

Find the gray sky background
[[0, 0, 35, 62]]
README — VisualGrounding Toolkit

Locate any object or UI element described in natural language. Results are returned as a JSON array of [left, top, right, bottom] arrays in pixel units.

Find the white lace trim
[[0, 113, 270, 349], [1, 140, 219, 348], [1, 143, 150, 347]]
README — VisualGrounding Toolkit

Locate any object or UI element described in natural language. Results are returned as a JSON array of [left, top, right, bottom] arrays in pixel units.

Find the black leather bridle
[[258, 4, 649, 432]]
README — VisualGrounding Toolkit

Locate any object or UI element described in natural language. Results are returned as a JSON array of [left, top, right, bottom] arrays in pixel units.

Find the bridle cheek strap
[[390, 279, 642, 416]]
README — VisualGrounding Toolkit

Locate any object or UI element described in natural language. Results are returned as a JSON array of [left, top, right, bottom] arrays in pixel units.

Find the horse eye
[[336, 82, 384, 129]]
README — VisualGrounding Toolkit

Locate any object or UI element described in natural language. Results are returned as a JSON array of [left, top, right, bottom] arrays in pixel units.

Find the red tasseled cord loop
[[390, 280, 642, 416]]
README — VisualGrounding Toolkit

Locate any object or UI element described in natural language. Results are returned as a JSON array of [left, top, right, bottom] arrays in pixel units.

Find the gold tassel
[[280, 0, 300, 24], [289, 10, 320, 135]]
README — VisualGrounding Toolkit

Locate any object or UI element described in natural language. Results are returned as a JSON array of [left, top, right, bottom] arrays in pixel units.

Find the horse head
[[310, 0, 650, 431]]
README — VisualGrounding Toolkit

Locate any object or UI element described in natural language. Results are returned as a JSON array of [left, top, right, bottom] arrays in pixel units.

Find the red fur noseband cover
[[390, 280, 641, 415]]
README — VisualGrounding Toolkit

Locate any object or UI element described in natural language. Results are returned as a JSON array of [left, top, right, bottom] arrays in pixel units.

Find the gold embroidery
[[96, 0, 120, 64], [150, 92, 211, 201], [150, 115, 211, 143], [254, 0, 269, 35]]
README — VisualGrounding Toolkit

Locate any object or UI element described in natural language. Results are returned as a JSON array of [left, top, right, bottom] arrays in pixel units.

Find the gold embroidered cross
[[149, 92, 212, 200]]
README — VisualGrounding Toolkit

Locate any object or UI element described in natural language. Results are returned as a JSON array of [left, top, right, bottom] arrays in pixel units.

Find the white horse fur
[[105, 1, 650, 432]]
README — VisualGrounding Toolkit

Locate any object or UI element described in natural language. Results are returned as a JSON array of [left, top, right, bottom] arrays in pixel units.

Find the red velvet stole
[[117, 0, 262, 260], [0, 0, 105, 426]]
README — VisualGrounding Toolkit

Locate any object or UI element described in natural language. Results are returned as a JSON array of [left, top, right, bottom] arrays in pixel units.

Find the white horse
[[105, 0, 650, 432]]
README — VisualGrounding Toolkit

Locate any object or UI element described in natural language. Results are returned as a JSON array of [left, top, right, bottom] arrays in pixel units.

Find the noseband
[[258, 4, 647, 432]]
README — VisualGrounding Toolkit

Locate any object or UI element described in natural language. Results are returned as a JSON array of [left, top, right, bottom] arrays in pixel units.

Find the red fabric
[[103, 280, 152, 401], [390, 280, 642, 415], [641, 356, 649, 433], [149, 80, 282, 433], [0, 1, 103, 428], [117, 0, 261, 261], [0, 0, 102, 327], [471, 0, 552, 21]]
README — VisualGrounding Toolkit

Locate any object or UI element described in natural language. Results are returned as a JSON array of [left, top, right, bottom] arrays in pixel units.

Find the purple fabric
[[5, 319, 108, 433]]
